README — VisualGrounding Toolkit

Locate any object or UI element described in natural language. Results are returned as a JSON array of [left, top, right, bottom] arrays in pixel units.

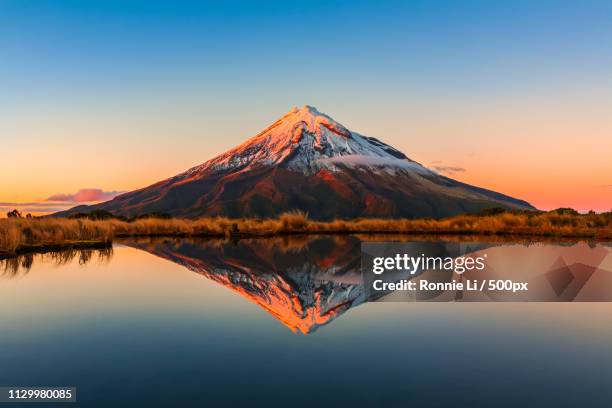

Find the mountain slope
[[57, 105, 535, 219]]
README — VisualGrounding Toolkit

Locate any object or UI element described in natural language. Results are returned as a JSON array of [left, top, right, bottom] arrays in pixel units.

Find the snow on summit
[[190, 105, 431, 176]]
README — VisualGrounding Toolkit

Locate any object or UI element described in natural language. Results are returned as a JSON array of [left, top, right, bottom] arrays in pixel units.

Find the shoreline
[[2, 231, 609, 260], [1, 210, 610, 259]]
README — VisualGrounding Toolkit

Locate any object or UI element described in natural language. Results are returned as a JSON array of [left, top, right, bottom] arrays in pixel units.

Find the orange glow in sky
[[2, 2, 611, 214], [2, 98, 610, 214]]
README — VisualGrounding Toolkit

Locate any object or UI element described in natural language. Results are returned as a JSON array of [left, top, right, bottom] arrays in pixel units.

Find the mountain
[[58, 105, 535, 219]]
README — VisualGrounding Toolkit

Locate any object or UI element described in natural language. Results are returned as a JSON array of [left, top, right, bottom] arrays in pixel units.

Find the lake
[[1, 236, 611, 407]]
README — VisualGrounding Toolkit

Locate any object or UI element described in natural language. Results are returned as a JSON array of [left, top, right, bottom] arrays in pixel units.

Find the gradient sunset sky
[[1, 0, 611, 214]]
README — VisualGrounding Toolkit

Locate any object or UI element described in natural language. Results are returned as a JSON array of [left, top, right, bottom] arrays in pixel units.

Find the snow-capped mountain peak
[[191, 105, 428, 176]]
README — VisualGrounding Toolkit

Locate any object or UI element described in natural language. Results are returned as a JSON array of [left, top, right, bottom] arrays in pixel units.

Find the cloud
[[317, 155, 432, 175], [1, 189, 123, 217], [0, 206, 68, 214], [46, 188, 124, 203], [0, 202, 70, 208], [431, 165, 466, 175], [0, 202, 73, 216], [601, 184, 612, 188]]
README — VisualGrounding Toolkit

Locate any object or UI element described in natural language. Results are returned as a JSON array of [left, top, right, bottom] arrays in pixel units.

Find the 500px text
[[373, 279, 529, 293]]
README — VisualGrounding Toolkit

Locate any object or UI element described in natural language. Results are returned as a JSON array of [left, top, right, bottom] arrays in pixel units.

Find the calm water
[[1, 236, 611, 407]]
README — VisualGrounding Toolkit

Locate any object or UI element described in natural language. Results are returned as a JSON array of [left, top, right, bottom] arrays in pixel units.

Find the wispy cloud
[[0, 203, 73, 218], [431, 165, 466, 175], [0, 203, 72, 216], [46, 188, 124, 203], [1, 188, 123, 217], [0, 202, 70, 208], [601, 184, 612, 188]]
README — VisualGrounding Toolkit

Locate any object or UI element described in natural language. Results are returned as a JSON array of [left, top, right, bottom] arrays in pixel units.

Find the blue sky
[[3, 0, 611, 103], [1, 0, 611, 211]]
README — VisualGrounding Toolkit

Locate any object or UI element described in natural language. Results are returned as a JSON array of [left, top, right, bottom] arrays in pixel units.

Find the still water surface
[[1, 236, 611, 407]]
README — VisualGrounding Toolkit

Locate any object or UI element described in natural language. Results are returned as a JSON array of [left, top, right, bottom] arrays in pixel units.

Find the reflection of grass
[[1, 247, 113, 278], [1, 209, 611, 257]]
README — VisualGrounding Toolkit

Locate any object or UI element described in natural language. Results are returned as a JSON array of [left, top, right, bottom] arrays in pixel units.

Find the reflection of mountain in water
[[127, 237, 612, 331], [126, 236, 366, 334], [5, 236, 610, 333], [124, 236, 502, 332]]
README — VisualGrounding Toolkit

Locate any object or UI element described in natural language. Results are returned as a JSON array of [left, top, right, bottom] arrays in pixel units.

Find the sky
[[1, 0, 611, 214]]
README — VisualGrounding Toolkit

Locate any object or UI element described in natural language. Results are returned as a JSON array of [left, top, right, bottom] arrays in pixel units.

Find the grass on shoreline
[[1, 209, 611, 257]]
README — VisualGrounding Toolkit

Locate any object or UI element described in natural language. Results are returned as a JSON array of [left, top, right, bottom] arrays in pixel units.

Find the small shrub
[[478, 207, 507, 216], [6, 209, 23, 218], [550, 208, 579, 216]]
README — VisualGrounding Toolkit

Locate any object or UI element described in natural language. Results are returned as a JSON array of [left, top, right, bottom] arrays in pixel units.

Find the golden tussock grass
[[1, 210, 611, 257]]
